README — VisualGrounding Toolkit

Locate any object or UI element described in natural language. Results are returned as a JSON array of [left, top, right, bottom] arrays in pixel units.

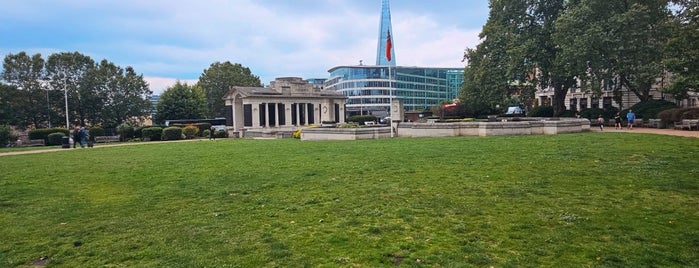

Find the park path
[[1, 128, 697, 157]]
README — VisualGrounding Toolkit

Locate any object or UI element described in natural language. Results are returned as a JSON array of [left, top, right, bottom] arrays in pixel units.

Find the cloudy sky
[[1, 0, 490, 94]]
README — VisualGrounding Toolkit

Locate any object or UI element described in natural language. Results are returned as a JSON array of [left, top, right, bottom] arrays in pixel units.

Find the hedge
[[47, 132, 65, 146], [182, 125, 199, 139], [28, 128, 69, 142], [0, 125, 16, 147], [347, 115, 378, 125], [142, 127, 163, 141], [162, 127, 182, 141], [527, 106, 554, 117], [89, 126, 105, 137]]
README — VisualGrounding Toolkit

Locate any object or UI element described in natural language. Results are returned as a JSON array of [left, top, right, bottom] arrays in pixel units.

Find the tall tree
[[555, 0, 673, 105], [1, 52, 47, 128], [664, 0, 699, 100], [154, 82, 207, 124], [198, 61, 262, 118], [45, 52, 95, 127]]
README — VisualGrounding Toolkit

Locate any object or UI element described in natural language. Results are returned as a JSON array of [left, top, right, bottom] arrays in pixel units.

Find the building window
[[569, 98, 577, 111], [603, 97, 612, 109], [591, 97, 599, 109], [259, 103, 266, 126], [580, 98, 587, 110], [243, 104, 252, 127], [278, 103, 286, 126]]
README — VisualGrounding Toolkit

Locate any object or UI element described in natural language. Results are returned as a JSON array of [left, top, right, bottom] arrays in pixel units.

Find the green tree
[[1, 52, 47, 128], [154, 81, 207, 124], [555, 0, 673, 104], [664, 0, 699, 100], [45, 52, 96, 127], [198, 61, 262, 118]]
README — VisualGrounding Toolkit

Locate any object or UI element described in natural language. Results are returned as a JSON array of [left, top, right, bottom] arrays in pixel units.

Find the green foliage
[[28, 128, 69, 142], [198, 61, 263, 118], [46, 132, 65, 146], [559, 110, 577, 118], [0, 125, 16, 147], [214, 130, 228, 138], [658, 108, 699, 125], [347, 115, 378, 125], [182, 125, 199, 139], [0, 135, 697, 266], [117, 123, 135, 141], [162, 126, 182, 141], [172, 123, 210, 136], [89, 126, 105, 137], [527, 105, 554, 117], [154, 82, 207, 124], [623, 100, 678, 119], [141, 127, 163, 141]]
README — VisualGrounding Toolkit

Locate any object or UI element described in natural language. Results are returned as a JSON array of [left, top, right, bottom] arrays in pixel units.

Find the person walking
[[627, 109, 636, 130], [598, 115, 605, 131], [73, 125, 81, 148], [79, 126, 88, 149], [614, 112, 622, 130], [209, 126, 215, 141]]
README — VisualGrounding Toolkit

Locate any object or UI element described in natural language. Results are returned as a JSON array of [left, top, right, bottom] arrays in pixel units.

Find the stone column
[[251, 102, 260, 129], [285, 102, 293, 126]]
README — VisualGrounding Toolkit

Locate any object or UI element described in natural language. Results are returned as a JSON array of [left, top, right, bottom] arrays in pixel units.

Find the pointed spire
[[376, 0, 396, 66]]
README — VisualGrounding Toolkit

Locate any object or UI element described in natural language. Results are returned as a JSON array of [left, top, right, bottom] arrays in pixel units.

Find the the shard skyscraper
[[375, 0, 396, 66]]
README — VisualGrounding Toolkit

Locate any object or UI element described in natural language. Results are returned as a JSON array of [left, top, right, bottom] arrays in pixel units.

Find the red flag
[[386, 30, 392, 62]]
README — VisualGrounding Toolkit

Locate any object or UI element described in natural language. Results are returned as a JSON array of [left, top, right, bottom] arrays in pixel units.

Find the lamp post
[[63, 78, 69, 129]]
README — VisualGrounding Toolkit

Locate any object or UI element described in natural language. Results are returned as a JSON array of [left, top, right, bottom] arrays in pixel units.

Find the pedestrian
[[79, 126, 88, 149], [73, 125, 81, 148], [209, 126, 215, 141], [614, 112, 622, 130], [626, 109, 636, 130], [597, 115, 605, 131]]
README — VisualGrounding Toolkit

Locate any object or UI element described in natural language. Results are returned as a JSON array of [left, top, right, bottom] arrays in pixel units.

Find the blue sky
[[0, 0, 489, 94]]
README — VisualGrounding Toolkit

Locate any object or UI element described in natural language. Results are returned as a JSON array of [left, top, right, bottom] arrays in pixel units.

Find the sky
[[0, 0, 490, 94]]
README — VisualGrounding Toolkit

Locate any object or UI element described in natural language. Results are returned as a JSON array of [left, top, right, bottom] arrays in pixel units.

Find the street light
[[63, 78, 69, 129]]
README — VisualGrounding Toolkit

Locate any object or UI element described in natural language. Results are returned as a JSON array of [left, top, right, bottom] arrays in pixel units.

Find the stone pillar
[[251, 102, 260, 129], [285, 102, 293, 126], [274, 102, 280, 128]]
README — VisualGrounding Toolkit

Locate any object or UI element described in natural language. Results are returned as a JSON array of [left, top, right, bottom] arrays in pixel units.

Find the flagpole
[[389, 64, 393, 138]]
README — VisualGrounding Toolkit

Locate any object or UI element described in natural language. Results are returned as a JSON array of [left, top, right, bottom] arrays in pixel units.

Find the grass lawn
[[0, 133, 697, 267]]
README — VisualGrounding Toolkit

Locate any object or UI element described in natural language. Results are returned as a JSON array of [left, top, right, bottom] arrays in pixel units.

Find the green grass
[[1, 133, 697, 267]]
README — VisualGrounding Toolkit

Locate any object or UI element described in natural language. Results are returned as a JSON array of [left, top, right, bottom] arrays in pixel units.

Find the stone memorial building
[[223, 77, 347, 137]]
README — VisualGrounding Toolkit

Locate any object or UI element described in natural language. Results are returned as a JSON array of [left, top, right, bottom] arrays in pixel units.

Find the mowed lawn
[[0, 133, 697, 267]]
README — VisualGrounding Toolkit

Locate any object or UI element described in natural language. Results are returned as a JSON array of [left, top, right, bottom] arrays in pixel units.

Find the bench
[[674, 120, 698, 130], [647, 119, 661, 128], [94, 135, 120, 143], [24, 139, 46, 147]]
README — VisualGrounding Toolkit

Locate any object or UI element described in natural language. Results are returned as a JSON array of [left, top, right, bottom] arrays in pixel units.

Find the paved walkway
[[1, 128, 697, 157]]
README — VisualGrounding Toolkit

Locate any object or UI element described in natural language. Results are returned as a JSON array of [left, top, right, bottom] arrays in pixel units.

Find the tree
[[154, 81, 207, 124], [1, 52, 47, 128], [555, 0, 673, 104], [664, 0, 699, 100], [197, 61, 262, 118], [45, 52, 96, 127]]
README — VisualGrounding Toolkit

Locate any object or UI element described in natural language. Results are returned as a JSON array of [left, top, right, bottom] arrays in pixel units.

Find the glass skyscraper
[[324, 0, 464, 117]]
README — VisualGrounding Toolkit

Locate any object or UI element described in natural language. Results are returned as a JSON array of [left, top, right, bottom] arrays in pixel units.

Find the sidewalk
[[590, 126, 699, 138], [0, 139, 201, 157]]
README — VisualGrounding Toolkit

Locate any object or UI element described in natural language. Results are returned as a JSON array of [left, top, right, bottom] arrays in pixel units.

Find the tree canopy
[[154, 81, 207, 124], [197, 61, 262, 119], [462, 0, 693, 116]]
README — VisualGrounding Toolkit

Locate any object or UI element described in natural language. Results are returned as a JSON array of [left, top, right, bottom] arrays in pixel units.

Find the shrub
[[202, 129, 211, 138], [134, 127, 143, 139], [162, 127, 182, 141], [142, 127, 163, 141], [580, 107, 619, 120], [347, 115, 378, 125], [214, 130, 228, 138], [292, 129, 302, 139], [623, 100, 678, 119], [89, 126, 105, 137], [28, 128, 69, 142], [658, 108, 699, 126], [47, 132, 65, 146], [528, 106, 554, 117], [117, 124, 135, 141], [182, 125, 199, 139], [0, 125, 16, 147]]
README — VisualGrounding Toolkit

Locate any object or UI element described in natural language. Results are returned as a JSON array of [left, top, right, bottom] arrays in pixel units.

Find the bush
[[117, 124, 135, 141], [47, 132, 65, 146], [658, 108, 699, 126], [580, 107, 619, 120], [214, 130, 228, 138], [202, 129, 211, 138], [347, 115, 378, 125], [182, 125, 199, 139], [28, 128, 69, 142], [89, 126, 105, 137], [162, 127, 182, 141], [0, 125, 16, 147], [142, 127, 163, 141], [527, 106, 554, 117], [623, 100, 678, 119], [171, 123, 211, 136], [134, 127, 143, 139]]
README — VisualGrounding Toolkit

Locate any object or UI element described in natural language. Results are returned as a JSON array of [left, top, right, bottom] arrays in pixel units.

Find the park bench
[[24, 139, 46, 147], [94, 135, 120, 143], [673, 119, 698, 130], [647, 119, 661, 128]]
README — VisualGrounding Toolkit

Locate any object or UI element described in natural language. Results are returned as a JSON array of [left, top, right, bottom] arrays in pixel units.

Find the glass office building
[[324, 66, 464, 117]]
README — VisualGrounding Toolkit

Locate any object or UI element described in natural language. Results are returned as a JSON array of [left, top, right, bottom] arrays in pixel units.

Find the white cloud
[[144, 76, 198, 95]]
